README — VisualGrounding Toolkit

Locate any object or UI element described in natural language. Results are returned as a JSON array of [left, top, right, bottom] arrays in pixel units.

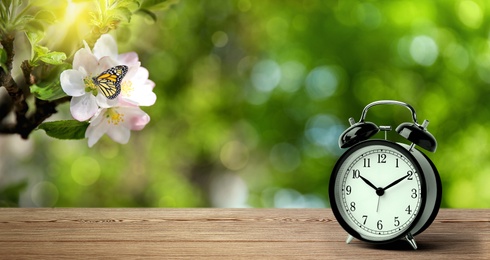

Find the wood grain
[[0, 209, 488, 259]]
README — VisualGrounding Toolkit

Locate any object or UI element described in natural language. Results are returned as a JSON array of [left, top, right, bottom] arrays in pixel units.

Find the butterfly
[[92, 65, 128, 99]]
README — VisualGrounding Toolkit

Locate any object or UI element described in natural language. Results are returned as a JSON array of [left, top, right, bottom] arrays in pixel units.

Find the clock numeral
[[352, 169, 360, 179], [350, 202, 356, 212], [346, 185, 352, 195], [395, 158, 399, 168], [407, 170, 414, 180], [394, 216, 400, 227], [377, 220, 383, 230], [377, 154, 387, 163], [362, 215, 368, 225], [411, 188, 417, 198], [363, 158, 370, 168], [405, 205, 412, 215]]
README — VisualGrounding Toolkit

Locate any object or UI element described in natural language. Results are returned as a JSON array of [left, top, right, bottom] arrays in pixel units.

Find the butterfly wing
[[93, 65, 128, 99]]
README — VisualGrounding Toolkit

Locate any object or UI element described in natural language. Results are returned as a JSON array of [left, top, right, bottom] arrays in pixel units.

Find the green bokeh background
[[1, 0, 490, 208]]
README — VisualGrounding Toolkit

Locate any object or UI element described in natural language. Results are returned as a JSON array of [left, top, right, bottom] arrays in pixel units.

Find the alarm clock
[[329, 100, 442, 250]]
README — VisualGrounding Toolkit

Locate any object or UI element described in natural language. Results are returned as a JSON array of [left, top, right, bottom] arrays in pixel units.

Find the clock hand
[[360, 175, 384, 210], [359, 175, 378, 191], [360, 175, 386, 196], [382, 173, 410, 191]]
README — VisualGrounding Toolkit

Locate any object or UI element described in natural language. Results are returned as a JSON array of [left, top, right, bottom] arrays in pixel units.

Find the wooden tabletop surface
[[0, 208, 488, 259]]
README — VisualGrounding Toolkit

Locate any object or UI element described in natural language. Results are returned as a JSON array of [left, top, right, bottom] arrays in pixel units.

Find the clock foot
[[346, 235, 354, 244], [405, 233, 418, 250]]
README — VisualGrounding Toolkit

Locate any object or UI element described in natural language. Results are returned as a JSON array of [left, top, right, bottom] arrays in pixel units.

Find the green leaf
[[26, 30, 44, 45], [30, 82, 67, 101], [39, 51, 67, 65], [30, 63, 70, 101], [140, 0, 180, 11], [34, 45, 50, 56], [37, 120, 90, 140], [135, 9, 157, 23], [32, 45, 67, 66], [34, 9, 58, 24], [19, 16, 40, 31], [110, 7, 132, 23], [115, 0, 140, 11]]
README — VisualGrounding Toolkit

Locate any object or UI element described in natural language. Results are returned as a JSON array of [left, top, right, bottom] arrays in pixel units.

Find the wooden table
[[0, 209, 488, 259]]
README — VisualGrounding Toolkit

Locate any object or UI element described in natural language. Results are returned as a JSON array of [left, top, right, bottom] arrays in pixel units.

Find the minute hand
[[382, 174, 410, 191]]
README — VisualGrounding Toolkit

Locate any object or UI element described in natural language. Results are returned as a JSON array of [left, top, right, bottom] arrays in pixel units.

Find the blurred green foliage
[[1, 0, 490, 208]]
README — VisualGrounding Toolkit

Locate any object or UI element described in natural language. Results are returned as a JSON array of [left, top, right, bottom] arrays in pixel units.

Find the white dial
[[331, 141, 425, 242]]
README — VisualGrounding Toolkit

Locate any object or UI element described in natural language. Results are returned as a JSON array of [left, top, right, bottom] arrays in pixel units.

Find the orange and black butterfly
[[92, 65, 128, 99]]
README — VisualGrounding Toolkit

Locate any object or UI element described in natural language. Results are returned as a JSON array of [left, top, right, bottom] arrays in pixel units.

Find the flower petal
[[131, 66, 149, 82], [130, 113, 150, 131], [86, 108, 113, 147], [124, 82, 157, 106], [97, 56, 119, 72], [86, 114, 110, 147], [89, 108, 105, 126], [121, 67, 157, 106], [93, 34, 118, 60], [60, 70, 86, 97], [119, 107, 150, 131], [124, 61, 141, 80], [70, 94, 98, 121], [73, 48, 98, 74], [87, 131, 102, 147], [106, 126, 131, 144], [96, 93, 119, 108], [118, 52, 139, 66]]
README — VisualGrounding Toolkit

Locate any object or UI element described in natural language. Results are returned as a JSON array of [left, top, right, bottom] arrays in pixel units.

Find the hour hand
[[383, 173, 410, 191], [359, 175, 378, 191]]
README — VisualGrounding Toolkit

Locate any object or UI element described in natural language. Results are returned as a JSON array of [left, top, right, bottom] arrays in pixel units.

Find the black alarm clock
[[329, 100, 442, 250]]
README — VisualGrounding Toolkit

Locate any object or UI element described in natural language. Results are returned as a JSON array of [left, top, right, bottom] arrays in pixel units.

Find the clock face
[[330, 140, 426, 243]]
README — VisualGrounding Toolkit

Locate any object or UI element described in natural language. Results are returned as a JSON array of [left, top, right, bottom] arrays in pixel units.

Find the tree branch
[[0, 33, 29, 123], [0, 34, 70, 139]]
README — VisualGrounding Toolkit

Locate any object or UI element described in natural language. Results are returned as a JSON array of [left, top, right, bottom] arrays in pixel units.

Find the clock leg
[[346, 235, 354, 244], [405, 233, 418, 250]]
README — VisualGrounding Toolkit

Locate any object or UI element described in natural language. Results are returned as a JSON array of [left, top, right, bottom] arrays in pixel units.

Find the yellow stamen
[[121, 80, 133, 96], [84, 77, 98, 96], [105, 108, 125, 125]]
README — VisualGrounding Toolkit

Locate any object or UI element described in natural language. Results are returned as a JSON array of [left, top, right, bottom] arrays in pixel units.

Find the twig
[[0, 34, 70, 139]]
